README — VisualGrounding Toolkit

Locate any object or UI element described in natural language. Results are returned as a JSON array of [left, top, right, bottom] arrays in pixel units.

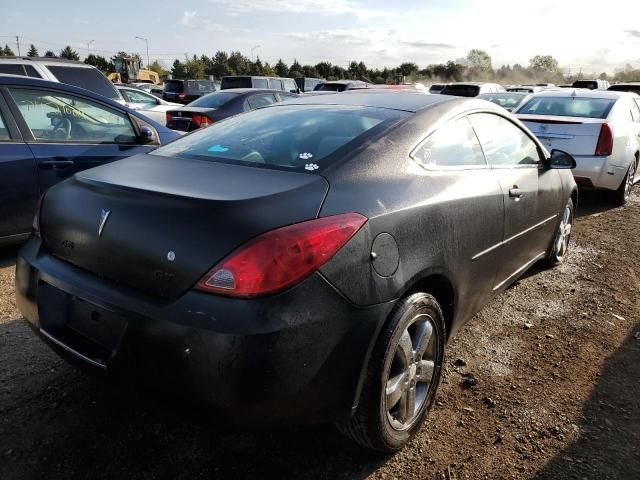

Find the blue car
[[0, 75, 179, 245]]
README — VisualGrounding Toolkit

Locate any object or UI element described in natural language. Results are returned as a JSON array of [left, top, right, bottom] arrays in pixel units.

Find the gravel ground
[[0, 191, 639, 480]]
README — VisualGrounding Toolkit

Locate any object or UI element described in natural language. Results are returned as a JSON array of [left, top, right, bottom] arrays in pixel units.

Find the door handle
[[39, 159, 75, 171], [509, 186, 523, 198]]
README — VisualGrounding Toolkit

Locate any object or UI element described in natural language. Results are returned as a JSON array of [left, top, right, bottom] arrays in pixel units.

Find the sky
[[1, 0, 639, 74]]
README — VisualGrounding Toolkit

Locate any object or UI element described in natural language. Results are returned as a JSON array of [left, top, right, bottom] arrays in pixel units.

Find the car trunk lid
[[40, 154, 329, 299], [517, 114, 605, 155]]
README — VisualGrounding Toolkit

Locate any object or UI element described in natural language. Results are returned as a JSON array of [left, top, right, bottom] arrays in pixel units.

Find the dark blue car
[[0, 75, 179, 245]]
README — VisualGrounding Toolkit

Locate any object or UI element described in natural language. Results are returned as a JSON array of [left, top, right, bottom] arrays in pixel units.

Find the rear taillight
[[178, 93, 187, 100], [32, 194, 44, 238], [191, 115, 213, 128], [595, 123, 613, 156], [196, 212, 367, 297], [166, 112, 173, 124]]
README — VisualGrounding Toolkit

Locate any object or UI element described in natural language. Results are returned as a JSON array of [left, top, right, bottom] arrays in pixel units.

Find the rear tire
[[614, 158, 636, 206], [337, 292, 446, 452], [544, 198, 573, 268]]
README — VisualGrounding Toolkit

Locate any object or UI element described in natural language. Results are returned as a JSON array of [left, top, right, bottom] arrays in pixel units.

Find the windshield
[[518, 96, 615, 118], [151, 104, 409, 173], [46, 65, 120, 100], [189, 92, 240, 108], [478, 93, 526, 108], [440, 84, 480, 97]]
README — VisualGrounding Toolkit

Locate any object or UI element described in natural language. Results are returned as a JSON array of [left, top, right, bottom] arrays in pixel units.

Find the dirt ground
[[1, 191, 639, 480]]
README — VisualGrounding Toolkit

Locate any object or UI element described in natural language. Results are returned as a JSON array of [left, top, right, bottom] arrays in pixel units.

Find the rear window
[[151, 105, 409, 173], [0, 64, 27, 76], [316, 83, 346, 92], [189, 92, 240, 108], [221, 77, 252, 89], [608, 85, 640, 95], [478, 93, 526, 109], [46, 65, 119, 100], [518, 96, 615, 118], [572, 81, 597, 89], [185, 80, 215, 93], [164, 80, 184, 93], [440, 85, 480, 97]]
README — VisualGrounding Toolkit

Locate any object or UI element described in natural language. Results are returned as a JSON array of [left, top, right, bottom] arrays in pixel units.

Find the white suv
[[0, 57, 123, 103]]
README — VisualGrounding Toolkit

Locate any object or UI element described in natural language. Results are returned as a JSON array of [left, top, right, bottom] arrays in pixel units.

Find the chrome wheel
[[554, 204, 572, 260], [624, 160, 636, 201], [385, 314, 439, 431]]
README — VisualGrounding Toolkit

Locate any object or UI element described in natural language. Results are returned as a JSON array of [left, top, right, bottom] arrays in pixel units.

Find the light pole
[[251, 44, 261, 61], [86, 39, 94, 58], [135, 36, 150, 69]]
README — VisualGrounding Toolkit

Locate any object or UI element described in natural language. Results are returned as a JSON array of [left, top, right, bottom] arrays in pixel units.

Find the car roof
[[0, 74, 127, 107], [478, 91, 527, 96], [446, 82, 496, 86], [530, 89, 631, 99], [271, 91, 462, 112], [0, 56, 94, 67], [209, 88, 286, 95]]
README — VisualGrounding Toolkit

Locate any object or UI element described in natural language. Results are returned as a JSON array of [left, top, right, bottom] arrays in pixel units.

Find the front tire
[[337, 293, 446, 452], [545, 198, 574, 267], [614, 158, 636, 206]]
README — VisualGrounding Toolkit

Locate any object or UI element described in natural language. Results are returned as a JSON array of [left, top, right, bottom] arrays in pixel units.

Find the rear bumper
[[16, 237, 393, 425], [572, 155, 626, 191]]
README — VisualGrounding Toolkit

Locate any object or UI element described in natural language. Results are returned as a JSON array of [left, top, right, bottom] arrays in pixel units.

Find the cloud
[[626, 29, 640, 37], [401, 41, 457, 49], [181, 11, 196, 26], [209, 0, 387, 18], [286, 28, 395, 46]]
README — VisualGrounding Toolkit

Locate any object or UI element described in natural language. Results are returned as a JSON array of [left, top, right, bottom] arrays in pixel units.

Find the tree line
[[7, 43, 640, 84]]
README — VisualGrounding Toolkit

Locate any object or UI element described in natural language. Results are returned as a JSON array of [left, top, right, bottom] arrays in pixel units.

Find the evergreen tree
[[274, 58, 289, 77], [3, 45, 15, 56], [44, 50, 56, 58], [171, 59, 186, 78], [27, 44, 39, 57], [59, 46, 80, 61]]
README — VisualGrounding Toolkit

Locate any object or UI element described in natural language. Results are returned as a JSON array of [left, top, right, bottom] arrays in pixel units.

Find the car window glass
[[24, 65, 41, 78], [45, 66, 120, 100], [0, 111, 10, 140], [251, 78, 267, 89], [9, 88, 137, 144], [414, 117, 486, 168], [123, 89, 157, 105], [469, 113, 540, 166], [630, 100, 640, 123], [283, 79, 297, 92], [247, 94, 277, 109], [0, 64, 26, 76]]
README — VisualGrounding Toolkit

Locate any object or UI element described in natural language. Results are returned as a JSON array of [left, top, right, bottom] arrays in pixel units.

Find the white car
[[117, 86, 181, 124], [516, 90, 640, 205]]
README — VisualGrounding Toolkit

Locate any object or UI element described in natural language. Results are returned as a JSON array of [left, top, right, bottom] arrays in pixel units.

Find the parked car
[[165, 89, 297, 132], [571, 79, 610, 90], [428, 83, 447, 94], [163, 79, 216, 104], [16, 91, 577, 452], [295, 77, 324, 92], [0, 57, 123, 103], [117, 86, 181, 124], [608, 82, 640, 95], [507, 85, 544, 93], [477, 92, 532, 112], [515, 89, 640, 204], [0, 75, 179, 244], [440, 82, 505, 97], [220, 76, 299, 93], [313, 80, 369, 92]]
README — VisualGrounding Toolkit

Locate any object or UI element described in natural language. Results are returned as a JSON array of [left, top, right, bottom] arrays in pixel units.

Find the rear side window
[[413, 117, 486, 168], [268, 78, 282, 90], [469, 113, 540, 167], [0, 111, 10, 140], [441, 85, 480, 97], [247, 94, 277, 109], [9, 88, 136, 144], [46, 66, 119, 100], [151, 105, 409, 173], [186, 81, 215, 93], [283, 79, 297, 92], [252, 78, 268, 88], [518, 96, 615, 118], [0, 64, 26, 76], [24, 65, 41, 78]]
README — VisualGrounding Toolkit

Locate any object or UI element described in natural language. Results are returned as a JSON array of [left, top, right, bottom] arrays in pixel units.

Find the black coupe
[[16, 92, 577, 452]]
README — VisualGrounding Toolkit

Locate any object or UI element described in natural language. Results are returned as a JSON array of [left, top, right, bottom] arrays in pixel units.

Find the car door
[[469, 112, 564, 290], [0, 97, 40, 240], [3, 85, 155, 191]]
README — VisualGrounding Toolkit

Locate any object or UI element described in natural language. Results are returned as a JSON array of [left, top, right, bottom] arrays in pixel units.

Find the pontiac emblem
[[98, 209, 111, 238]]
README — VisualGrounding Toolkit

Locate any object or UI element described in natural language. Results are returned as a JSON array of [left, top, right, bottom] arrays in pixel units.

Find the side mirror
[[548, 149, 576, 169], [139, 126, 157, 144]]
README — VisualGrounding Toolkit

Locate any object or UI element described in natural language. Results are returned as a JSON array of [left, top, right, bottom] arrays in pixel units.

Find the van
[[221, 76, 299, 93]]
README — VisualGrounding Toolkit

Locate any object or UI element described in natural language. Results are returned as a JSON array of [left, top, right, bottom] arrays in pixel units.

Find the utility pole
[[15, 35, 20, 56], [135, 36, 150, 69], [87, 39, 94, 58], [251, 44, 261, 61]]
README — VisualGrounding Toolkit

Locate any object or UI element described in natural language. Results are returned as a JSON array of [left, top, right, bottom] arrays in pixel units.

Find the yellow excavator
[[107, 56, 161, 85]]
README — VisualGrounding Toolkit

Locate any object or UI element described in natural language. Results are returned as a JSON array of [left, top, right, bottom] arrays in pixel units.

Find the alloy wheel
[[625, 160, 636, 201], [555, 204, 572, 260], [385, 313, 439, 431]]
